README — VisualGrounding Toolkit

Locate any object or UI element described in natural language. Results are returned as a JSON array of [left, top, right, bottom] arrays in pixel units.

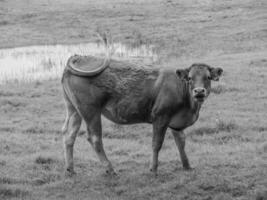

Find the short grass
[[0, 0, 267, 200]]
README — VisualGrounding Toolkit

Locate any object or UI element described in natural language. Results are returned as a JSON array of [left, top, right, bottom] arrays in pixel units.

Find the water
[[0, 43, 157, 84]]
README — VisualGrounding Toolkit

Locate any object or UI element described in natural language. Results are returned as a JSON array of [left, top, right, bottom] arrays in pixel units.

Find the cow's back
[[91, 59, 159, 95], [97, 59, 160, 123]]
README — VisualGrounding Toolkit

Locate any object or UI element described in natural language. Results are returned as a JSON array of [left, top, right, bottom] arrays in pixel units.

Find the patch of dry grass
[[0, 43, 156, 84], [211, 83, 241, 94]]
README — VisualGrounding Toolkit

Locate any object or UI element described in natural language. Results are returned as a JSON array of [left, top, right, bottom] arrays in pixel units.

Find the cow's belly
[[169, 110, 199, 130], [102, 98, 150, 124]]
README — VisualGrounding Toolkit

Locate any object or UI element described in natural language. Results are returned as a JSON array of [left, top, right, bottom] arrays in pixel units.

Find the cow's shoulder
[[152, 69, 186, 117]]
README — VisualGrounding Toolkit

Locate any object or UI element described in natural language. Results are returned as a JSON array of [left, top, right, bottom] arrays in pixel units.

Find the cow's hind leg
[[84, 111, 115, 175], [62, 101, 82, 176], [171, 130, 191, 170]]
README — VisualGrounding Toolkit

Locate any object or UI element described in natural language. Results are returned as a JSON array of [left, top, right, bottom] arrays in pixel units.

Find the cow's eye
[[188, 77, 192, 81]]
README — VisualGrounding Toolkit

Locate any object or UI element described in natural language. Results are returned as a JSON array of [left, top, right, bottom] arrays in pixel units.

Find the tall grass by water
[[0, 43, 157, 84]]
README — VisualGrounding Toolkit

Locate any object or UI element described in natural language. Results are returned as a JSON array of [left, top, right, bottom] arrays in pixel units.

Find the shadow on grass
[[0, 177, 30, 185], [22, 126, 62, 134], [0, 99, 27, 107], [251, 126, 267, 133], [0, 186, 29, 199], [35, 156, 56, 165], [32, 173, 61, 186], [31, 155, 62, 185]]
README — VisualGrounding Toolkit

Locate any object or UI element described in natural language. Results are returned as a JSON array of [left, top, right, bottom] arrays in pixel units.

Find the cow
[[61, 55, 223, 176]]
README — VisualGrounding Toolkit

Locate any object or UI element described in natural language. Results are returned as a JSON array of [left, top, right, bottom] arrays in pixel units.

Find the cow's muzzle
[[193, 87, 207, 102]]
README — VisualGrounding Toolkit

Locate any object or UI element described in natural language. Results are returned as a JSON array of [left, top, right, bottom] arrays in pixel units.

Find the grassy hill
[[0, 0, 266, 199]]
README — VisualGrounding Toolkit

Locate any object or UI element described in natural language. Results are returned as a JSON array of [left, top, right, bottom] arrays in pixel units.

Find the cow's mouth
[[194, 94, 206, 102]]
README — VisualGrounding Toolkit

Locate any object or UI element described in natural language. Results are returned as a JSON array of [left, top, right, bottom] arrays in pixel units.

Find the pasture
[[0, 0, 266, 199]]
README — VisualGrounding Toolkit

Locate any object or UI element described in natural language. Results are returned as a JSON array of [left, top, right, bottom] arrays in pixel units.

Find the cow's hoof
[[65, 169, 76, 177], [105, 168, 117, 176], [183, 165, 193, 171], [149, 168, 158, 177]]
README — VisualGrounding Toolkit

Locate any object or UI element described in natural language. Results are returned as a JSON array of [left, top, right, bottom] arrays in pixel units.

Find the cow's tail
[[66, 55, 110, 77], [65, 31, 114, 77]]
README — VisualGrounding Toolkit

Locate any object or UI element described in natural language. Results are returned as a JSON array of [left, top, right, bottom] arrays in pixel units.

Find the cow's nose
[[193, 87, 206, 94]]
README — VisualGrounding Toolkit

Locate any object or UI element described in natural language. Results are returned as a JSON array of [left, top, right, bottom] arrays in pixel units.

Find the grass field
[[0, 0, 267, 200]]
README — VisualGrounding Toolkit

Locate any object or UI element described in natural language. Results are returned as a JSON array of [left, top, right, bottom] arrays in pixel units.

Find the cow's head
[[176, 63, 223, 103]]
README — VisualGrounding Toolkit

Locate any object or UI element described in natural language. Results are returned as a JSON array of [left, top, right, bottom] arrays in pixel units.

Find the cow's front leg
[[149, 117, 169, 175], [171, 130, 191, 170]]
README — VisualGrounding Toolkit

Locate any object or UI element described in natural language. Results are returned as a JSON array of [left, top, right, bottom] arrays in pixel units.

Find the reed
[[0, 43, 157, 84]]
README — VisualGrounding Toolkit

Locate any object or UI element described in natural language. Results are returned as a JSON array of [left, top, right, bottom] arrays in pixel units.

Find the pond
[[0, 43, 157, 84]]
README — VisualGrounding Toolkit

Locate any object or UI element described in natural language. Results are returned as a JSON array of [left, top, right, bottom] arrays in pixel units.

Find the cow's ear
[[210, 67, 223, 81], [176, 69, 189, 81]]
